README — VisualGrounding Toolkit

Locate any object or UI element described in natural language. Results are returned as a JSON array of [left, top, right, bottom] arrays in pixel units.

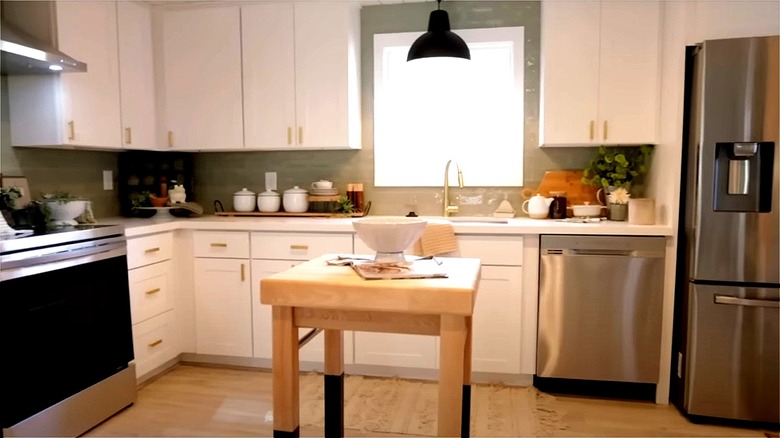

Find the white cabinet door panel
[[354, 333, 437, 369], [194, 258, 252, 357], [162, 6, 243, 150], [472, 266, 523, 374]]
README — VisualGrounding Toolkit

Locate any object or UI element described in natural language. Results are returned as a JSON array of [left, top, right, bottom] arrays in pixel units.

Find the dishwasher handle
[[714, 294, 780, 308], [570, 248, 634, 257]]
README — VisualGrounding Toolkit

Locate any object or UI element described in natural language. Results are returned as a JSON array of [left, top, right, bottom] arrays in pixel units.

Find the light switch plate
[[103, 170, 113, 190], [265, 172, 277, 191]]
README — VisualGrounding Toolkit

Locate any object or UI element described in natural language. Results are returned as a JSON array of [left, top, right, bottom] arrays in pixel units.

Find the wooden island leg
[[323, 329, 344, 438], [439, 315, 468, 437], [272, 306, 300, 438]]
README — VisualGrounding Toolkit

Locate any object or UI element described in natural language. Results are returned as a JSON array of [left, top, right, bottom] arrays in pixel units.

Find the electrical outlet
[[103, 170, 113, 190], [265, 172, 277, 191]]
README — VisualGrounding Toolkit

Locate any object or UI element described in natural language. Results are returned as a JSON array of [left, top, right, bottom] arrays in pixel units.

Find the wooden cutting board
[[522, 170, 600, 207]]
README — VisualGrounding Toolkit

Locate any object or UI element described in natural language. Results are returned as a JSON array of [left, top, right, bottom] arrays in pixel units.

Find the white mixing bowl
[[352, 217, 427, 263]]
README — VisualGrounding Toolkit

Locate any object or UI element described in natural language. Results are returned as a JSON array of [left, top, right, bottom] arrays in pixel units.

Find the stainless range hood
[[1, 1, 87, 74]]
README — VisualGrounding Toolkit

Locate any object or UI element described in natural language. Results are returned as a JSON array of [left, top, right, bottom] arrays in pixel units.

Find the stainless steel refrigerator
[[675, 35, 779, 423]]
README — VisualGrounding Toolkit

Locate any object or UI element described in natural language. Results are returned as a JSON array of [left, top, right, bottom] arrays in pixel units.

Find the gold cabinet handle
[[287, 127, 293, 145], [167, 131, 174, 148], [67, 121, 75, 140], [210, 242, 228, 248], [603, 121, 608, 140], [240, 263, 245, 282], [145, 287, 161, 295], [148, 339, 163, 347], [589, 120, 595, 140], [144, 247, 161, 254], [290, 244, 308, 251], [298, 127, 303, 145], [125, 127, 132, 144]]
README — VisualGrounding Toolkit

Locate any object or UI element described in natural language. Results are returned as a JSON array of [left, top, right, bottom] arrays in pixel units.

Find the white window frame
[[373, 26, 525, 187]]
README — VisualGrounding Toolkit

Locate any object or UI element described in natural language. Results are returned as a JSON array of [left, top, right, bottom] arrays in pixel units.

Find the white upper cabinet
[[160, 6, 244, 150], [7, 1, 122, 149], [539, 1, 661, 147], [118, 1, 157, 150], [242, 2, 362, 150]]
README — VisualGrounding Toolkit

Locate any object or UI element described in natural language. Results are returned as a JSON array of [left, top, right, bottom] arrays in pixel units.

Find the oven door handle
[[0, 243, 127, 281]]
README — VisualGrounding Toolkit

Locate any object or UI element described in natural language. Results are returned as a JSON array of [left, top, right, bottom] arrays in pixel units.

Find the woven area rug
[[299, 374, 569, 436]]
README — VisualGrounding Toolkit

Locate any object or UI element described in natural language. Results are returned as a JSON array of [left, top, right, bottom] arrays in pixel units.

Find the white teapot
[[522, 194, 553, 219], [169, 184, 186, 204]]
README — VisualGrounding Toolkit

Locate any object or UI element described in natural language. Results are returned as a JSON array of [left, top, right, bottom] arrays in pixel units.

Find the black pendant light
[[407, 0, 470, 62]]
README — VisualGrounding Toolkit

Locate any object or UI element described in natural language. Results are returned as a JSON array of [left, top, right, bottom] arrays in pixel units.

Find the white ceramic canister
[[257, 190, 281, 212], [283, 186, 309, 213], [233, 188, 257, 212]]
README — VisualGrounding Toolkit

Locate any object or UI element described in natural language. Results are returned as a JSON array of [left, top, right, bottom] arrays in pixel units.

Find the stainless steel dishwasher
[[537, 235, 666, 383]]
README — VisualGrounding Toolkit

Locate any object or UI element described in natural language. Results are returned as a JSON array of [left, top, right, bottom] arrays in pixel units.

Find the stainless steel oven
[[1, 225, 136, 437]]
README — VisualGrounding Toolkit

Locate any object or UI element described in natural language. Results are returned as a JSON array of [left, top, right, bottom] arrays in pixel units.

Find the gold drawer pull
[[298, 127, 303, 144], [125, 127, 132, 144], [148, 339, 163, 347], [290, 244, 308, 251], [589, 120, 594, 140], [241, 263, 245, 282], [145, 288, 161, 295], [603, 120, 608, 140], [144, 247, 161, 254], [287, 127, 293, 145], [67, 121, 75, 140], [210, 243, 228, 248], [167, 131, 174, 148]]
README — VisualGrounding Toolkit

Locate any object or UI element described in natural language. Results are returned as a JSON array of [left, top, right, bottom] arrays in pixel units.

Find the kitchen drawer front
[[193, 231, 250, 258], [132, 309, 177, 379], [457, 235, 523, 266], [128, 260, 173, 325], [251, 232, 352, 260], [127, 232, 174, 269]]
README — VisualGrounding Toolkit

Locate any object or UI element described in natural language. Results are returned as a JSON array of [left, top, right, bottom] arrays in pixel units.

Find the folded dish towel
[[412, 220, 459, 257]]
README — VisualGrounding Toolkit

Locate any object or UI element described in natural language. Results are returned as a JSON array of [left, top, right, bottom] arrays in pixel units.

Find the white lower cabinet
[[352, 236, 437, 369], [126, 232, 178, 380], [352, 235, 524, 376], [193, 231, 252, 357], [251, 232, 353, 365], [470, 266, 523, 374], [132, 310, 176, 378]]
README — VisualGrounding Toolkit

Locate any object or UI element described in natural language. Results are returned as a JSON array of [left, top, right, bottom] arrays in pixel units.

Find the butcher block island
[[260, 254, 482, 437]]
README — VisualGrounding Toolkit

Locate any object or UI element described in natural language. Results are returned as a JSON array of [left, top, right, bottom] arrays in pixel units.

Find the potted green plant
[[582, 145, 653, 221], [581, 145, 653, 191]]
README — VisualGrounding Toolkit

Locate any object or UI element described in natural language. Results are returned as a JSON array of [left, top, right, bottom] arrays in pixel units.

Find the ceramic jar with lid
[[283, 186, 309, 213], [257, 190, 281, 212], [233, 188, 256, 212]]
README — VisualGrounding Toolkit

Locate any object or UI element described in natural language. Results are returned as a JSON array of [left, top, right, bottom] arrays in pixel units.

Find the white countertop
[[99, 215, 674, 238]]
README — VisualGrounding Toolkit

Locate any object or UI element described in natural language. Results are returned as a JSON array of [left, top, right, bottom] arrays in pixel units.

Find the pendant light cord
[[437, 0, 441, 10]]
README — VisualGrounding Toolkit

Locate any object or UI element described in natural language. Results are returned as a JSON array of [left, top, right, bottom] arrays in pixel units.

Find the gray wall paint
[[0, 76, 121, 218], [2, 2, 594, 218]]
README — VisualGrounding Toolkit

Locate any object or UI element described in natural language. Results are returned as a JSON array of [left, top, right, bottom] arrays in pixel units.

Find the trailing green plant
[[582, 145, 654, 190], [0, 186, 23, 210], [130, 191, 153, 209]]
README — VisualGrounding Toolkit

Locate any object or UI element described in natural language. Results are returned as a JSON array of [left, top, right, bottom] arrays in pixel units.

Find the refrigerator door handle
[[714, 294, 780, 308]]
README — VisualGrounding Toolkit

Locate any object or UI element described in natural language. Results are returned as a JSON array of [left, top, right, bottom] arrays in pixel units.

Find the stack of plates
[[309, 188, 339, 196]]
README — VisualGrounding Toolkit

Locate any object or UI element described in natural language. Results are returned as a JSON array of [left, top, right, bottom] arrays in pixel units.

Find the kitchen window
[[374, 27, 524, 187]]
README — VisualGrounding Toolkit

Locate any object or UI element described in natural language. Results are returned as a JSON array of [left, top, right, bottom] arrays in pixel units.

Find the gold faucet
[[443, 159, 464, 217]]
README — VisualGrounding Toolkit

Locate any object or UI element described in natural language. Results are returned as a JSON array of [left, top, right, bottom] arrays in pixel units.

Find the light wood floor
[[86, 364, 775, 437]]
